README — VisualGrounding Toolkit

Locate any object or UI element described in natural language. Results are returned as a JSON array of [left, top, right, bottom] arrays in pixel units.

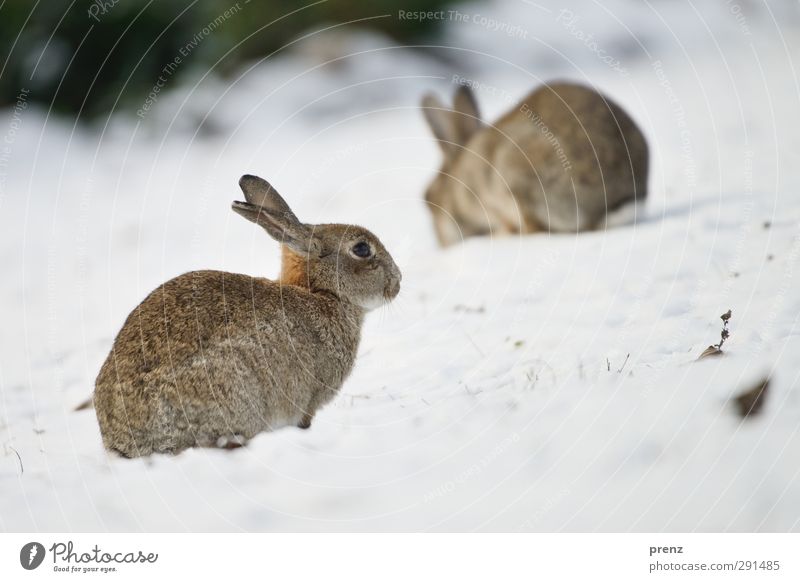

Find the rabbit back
[[423, 82, 648, 244], [493, 82, 648, 232], [94, 270, 362, 457]]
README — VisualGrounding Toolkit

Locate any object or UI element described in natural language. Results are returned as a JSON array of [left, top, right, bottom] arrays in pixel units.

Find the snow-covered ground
[[2, 0, 799, 531]]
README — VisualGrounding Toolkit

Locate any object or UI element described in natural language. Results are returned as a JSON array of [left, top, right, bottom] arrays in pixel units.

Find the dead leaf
[[698, 345, 723, 360], [735, 376, 770, 418]]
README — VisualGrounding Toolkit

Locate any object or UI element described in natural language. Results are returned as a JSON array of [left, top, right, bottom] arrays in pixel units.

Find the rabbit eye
[[351, 241, 372, 258]]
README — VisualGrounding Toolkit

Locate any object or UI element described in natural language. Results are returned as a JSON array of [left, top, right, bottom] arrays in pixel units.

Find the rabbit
[[421, 81, 649, 246], [94, 174, 402, 458]]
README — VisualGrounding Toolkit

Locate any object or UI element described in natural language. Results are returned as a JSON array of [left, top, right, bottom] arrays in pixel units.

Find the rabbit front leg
[[297, 385, 338, 429], [297, 394, 319, 429]]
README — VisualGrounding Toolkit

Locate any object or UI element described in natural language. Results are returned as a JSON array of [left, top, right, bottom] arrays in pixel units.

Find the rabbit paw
[[216, 434, 247, 449]]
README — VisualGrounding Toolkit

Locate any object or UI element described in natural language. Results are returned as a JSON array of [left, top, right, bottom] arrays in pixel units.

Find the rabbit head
[[232, 174, 401, 311], [421, 85, 485, 245]]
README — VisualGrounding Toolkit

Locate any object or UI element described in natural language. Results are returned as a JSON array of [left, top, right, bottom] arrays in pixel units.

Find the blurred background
[[4, 0, 798, 120], [0, 0, 454, 118], [1, 0, 800, 532]]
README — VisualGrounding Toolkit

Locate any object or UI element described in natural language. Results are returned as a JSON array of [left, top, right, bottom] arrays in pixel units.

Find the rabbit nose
[[391, 261, 402, 282], [386, 272, 401, 299]]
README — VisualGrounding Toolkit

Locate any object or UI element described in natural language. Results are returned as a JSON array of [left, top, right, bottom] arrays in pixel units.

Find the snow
[[1, 0, 799, 531]]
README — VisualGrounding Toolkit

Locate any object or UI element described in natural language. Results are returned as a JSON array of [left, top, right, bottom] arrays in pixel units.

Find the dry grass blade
[[74, 396, 94, 411]]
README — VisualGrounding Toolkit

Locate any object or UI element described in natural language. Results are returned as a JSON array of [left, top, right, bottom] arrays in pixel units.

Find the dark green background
[[0, 0, 454, 119]]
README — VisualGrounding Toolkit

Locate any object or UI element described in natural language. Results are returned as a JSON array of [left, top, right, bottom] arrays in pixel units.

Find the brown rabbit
[[94, 175, 401, 457], [421, 81, 649, 246]]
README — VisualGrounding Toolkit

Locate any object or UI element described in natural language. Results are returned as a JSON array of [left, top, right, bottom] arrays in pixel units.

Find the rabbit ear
[[453, 84, 482, 139], [232, 176, 321, 255], [422, 88, 482, 158], [422, 93, 461, 158], [238, 175, 300, 222]]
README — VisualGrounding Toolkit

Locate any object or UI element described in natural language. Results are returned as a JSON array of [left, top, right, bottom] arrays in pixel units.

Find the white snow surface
[[1, 0, 800, 531]]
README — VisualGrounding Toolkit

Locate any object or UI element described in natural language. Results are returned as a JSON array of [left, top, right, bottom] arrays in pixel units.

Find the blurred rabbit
[[421, 82, 648, 246], [94, 175, 401, 457]]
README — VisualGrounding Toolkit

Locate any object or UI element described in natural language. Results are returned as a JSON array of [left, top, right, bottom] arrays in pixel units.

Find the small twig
[[8, 446, 23, 476], [617, 353, 630, 374], [698, 309, 733, 360], [606, 357, 611, 372], [463, 330, 485, 358], [716, 310, 732, 350]]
